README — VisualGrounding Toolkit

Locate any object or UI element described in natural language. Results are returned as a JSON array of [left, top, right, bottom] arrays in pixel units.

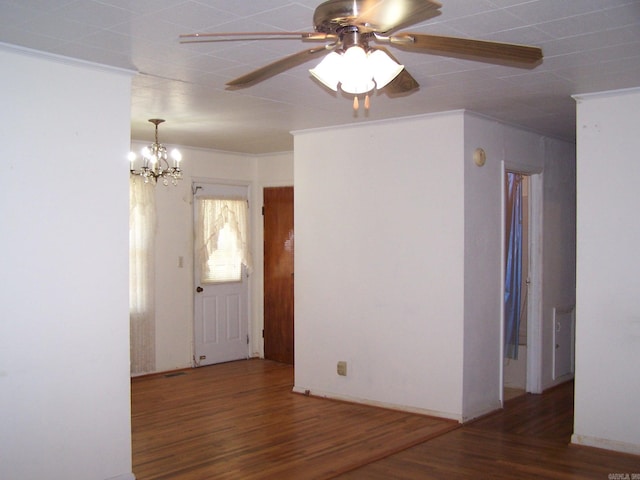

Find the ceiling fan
[[180, 0, 543, 109]]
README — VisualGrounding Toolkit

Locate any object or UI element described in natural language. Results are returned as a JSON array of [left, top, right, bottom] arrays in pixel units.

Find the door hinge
[[261, 206, 265, 216], [262, 329, 264, 338], [247, 334, 250, 345]]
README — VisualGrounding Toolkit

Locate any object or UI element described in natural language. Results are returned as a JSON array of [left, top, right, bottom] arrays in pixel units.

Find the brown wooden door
[[263, 187, 294, 364]]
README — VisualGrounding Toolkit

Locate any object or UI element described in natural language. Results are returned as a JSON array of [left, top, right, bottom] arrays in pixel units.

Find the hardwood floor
[[337, 382, 640, 479], [131, 359, 456, 479], [132, 360, 639, 479]]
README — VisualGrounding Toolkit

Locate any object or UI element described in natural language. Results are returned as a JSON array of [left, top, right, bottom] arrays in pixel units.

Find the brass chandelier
[[129, 119, 183, 186]]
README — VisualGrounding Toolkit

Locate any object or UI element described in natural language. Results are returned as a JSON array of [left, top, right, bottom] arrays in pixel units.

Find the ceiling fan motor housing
[[313, 0, 365, 34], [313, 0, 443, 34]]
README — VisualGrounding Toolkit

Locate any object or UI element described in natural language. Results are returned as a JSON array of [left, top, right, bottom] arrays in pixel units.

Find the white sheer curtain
[[129, 176, 156, 375], [196, 197, 252, 283]]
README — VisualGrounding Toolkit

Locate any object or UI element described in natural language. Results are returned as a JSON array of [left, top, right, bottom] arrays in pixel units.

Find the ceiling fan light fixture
[[183, 0, 544, 106], [309, 45, 403, 97]]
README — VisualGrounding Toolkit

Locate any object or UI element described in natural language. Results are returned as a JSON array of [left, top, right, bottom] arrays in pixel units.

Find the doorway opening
[[503, 172, 530, 401]]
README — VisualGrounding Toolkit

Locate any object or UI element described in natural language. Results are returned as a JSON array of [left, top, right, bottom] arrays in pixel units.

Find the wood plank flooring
[[337, 381, 640, 479], [133, 360, 639, 479], [131, 359, 457, 479]]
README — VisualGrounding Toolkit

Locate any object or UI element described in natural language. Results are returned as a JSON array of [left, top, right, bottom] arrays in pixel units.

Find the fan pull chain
[[352, 95, 371, 111]]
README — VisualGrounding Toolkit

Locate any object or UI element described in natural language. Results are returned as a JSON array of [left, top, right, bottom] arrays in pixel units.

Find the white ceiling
[[2, 0, 639, 154]]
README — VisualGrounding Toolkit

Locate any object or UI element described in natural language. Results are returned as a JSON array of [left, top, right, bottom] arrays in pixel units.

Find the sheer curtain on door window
[[129, 176, 156, 374], [196, 197, 252, 283]]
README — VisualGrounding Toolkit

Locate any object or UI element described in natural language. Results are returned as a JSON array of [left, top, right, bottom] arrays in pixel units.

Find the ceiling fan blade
[[390, 33, 543, 65], [180, 32, 336, 43], [385, 68, 420, 94], [313, 0, 441, 34], [374, 47, 419, 94], [356, 0, 442, 33], [226, 46, 331, 88]]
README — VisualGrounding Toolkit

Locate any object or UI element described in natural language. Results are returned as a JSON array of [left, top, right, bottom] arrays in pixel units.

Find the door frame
[[525, 172, 543, 394], [500, 168, 544, 402]]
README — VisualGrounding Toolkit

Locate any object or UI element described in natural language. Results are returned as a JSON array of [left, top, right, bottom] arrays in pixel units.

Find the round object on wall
[[473, 147, 486, 167]]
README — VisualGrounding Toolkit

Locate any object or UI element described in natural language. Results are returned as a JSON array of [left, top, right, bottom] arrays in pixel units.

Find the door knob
[[196, 286, 203, 293]]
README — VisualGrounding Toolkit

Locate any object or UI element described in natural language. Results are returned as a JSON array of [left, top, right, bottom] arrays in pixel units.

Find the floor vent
[[164, 371, 187, 378]]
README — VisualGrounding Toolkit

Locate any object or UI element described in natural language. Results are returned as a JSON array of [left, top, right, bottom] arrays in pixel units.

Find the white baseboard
[[461, 401, 503, 423], [291, 386, 462, 422], [105, 473, 136, 480], [571, 434, 640, 456]]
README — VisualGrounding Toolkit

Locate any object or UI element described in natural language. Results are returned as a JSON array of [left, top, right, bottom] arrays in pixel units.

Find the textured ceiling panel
[[1, 0, 639, 153]]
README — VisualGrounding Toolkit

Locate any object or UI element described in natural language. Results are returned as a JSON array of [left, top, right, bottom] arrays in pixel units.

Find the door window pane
[[196, 197, 250, 283], [207, 223, 242, 282]]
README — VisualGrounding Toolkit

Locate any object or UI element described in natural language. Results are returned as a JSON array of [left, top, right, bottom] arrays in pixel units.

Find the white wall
[[573, 87, 640, 455], [135, 141, 293, 373], [462, 114, 575, 419], [293, 111, 576, 422], [540, 137, 577, 389], [0, 46, 134, 480], [462, 115, 508, 419], [294, 113, 467, 420]]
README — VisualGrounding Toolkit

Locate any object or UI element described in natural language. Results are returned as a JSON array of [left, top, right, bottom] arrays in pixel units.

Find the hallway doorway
[[503, 173, 530, 400]]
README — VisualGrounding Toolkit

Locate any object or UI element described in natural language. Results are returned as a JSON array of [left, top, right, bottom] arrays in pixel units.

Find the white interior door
[[193, 183, 249, 366]]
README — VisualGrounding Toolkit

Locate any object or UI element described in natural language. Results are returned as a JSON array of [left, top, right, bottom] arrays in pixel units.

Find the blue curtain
[[504, 173, 523, 359]]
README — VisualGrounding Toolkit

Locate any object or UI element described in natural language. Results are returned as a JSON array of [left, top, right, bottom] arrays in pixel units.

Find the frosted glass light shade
[[309, 52, 342, 91], [369, 49, 404, 89], [341, 46, 375, 94], [340, 79, 376, 94]]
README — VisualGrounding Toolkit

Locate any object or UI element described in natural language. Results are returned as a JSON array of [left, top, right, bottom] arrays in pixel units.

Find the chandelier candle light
[[129, 119, 183, 186]]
